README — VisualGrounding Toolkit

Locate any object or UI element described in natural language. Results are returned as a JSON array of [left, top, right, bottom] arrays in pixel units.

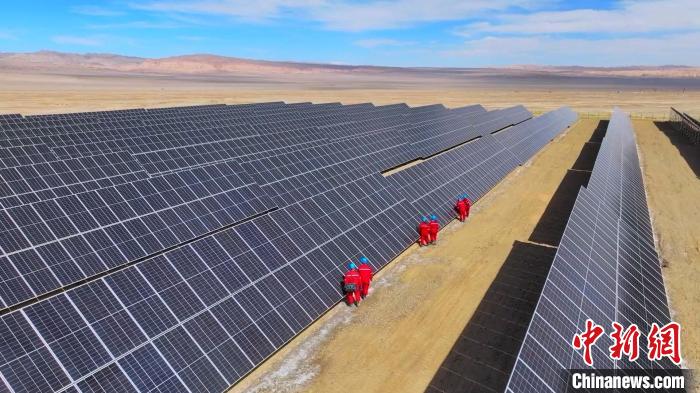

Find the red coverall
[[456, 200, 467, 221], [418, 221, 431, 246], [343, 269, 362, 305], [358, 263, 373, 297], [457, 199, 472, 221], [429, 219, 439, 244]]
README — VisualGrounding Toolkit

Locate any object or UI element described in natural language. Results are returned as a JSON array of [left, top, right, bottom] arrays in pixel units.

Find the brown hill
[[0, 50, 142, 71], [1, 50, 698, 79], [0, 51, 392, 75], [127, 54, 383, 75]]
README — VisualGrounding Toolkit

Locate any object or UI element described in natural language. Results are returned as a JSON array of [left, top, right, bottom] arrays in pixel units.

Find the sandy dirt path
[[635, 120, 700, 392], [232, 119, 599, 393]]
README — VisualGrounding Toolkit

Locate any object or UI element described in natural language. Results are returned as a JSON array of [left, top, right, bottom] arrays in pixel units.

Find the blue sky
[[0, 0, 698, 67]]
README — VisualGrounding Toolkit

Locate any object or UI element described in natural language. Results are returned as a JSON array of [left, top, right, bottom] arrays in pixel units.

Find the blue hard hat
[[430, 214, 437, 220], [359, 256, 368, 263], [348, 262, 358, 270], [421, 216, 428, 222]]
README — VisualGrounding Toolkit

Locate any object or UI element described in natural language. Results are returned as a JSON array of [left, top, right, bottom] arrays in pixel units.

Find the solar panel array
[[0, 102, 577, 393], [505, 109, 676, 393]]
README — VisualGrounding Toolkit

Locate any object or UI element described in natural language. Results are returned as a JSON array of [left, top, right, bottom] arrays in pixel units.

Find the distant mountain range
[[1, 50, 698, 79]]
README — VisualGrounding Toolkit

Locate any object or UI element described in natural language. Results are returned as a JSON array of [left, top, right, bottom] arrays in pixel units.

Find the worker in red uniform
[[462, 194, 472, 220], [429, 214, 440, 245], [357, 256, 373, 298], [343, 263, 362, 306], [456, 194, 472, 222], [418, 216, 431, 246]]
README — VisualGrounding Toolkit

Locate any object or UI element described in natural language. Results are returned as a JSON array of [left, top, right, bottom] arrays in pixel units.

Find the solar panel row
[[0, 144, 58, 169], [505, 109, 676, 393], [1, 104, 416, 177], [409, 105, 531, 158], [669, 107, 700, 145], [243, 128, 415, 206], [0, 151, 150, 208], [0, 161, 272, 308], [0, 102, 577, 393], [495, 106, 579, 164]]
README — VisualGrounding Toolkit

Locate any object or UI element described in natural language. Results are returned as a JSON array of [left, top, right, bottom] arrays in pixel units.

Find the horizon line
[[1, 49, 698, 70]]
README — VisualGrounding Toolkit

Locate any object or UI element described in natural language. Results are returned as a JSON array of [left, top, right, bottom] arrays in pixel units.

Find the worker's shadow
[[426, 241, 557, 393]]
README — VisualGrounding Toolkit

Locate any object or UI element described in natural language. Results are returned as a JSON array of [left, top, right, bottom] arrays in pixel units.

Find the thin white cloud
[[354, 38, 414, 48], [133, 0, 537, 31], [457, 0, 700, 36], [442, 0, 700, 66], [51, 35, 105, 46], [72, 5, 125, 16], [311, 0, 537, 31], [443, 32, 700, 66]]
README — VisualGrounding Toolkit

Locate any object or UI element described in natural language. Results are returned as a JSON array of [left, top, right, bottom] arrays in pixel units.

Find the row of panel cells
[[0, 188, 270, 307], [1, 161, 254, 251]]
